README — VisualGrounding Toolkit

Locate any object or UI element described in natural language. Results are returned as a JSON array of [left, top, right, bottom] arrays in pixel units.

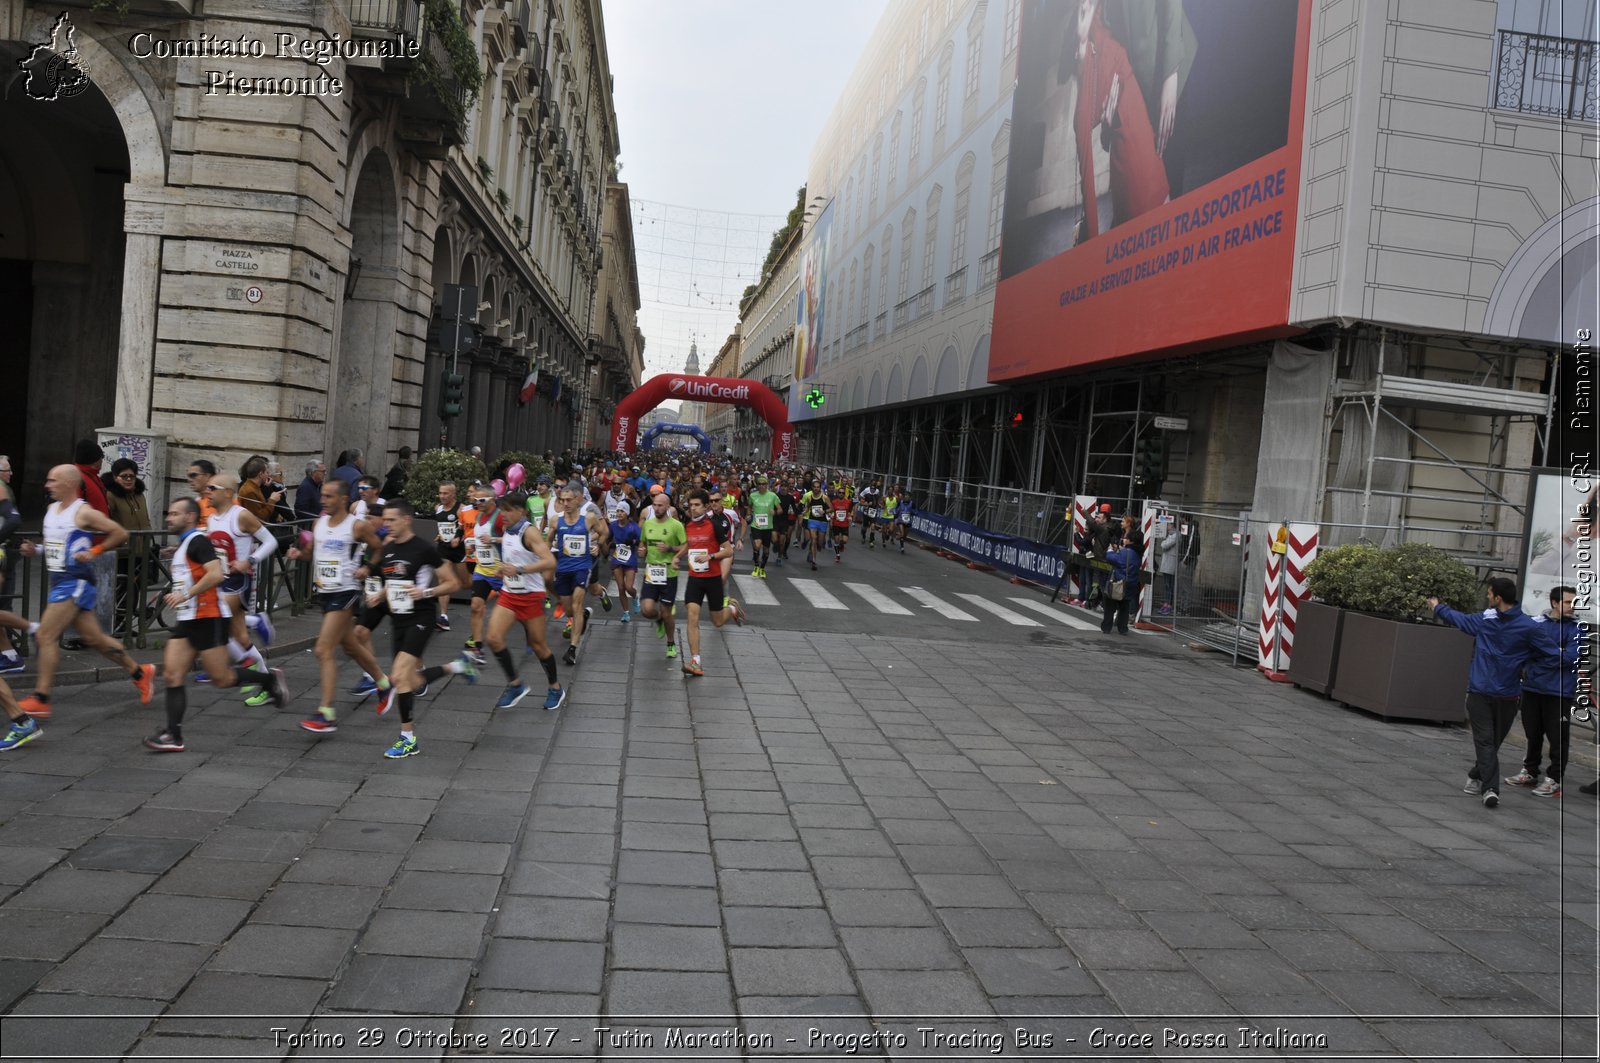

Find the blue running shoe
[[350, 675, 378, 698], [0, 653, 24, 675], [543, 686, 567, 711], [620, 612, 632, 624], [193, 671, 211, 685], [457, 657, 479, 685], [0, 716, 41, 751], [247, 612, 274, 647], [383, 735, 419, 759], [496, 683, 529, 709]]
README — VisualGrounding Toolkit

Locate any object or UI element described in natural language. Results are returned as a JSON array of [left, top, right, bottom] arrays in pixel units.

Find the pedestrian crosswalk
[[725, 573, 1099, 630]]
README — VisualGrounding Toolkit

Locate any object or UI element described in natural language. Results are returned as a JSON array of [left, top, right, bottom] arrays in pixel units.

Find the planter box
[[1288, 599, 1344, 694], [1330, 612, 1472, 723]]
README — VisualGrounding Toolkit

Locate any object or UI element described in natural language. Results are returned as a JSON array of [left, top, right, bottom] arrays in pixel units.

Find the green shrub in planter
[[489, 450, 553, 486], [404, 448, 487, 512], [1306, 541, 1480, 621]]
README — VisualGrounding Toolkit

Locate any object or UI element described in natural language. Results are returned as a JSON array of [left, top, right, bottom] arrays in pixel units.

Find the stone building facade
[[0, 0, 637, 509]]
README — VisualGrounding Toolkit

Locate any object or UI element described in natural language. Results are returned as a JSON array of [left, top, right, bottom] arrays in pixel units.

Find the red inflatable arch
[[611, 374, 795, 462]]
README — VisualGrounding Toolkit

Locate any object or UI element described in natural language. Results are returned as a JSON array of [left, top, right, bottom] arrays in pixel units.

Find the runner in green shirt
[[639, 491, 687, 658], [746, 475, 780, 579]]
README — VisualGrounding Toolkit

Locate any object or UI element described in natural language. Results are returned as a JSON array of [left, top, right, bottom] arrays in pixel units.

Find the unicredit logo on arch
[[668, 377, 750, 401]]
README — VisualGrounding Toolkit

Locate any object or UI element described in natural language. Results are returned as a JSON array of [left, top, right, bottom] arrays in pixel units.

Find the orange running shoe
[[17, 694, 51, 719], [682, 657, 704, 677], [554, 603, 565, 619], [134, 663, 156, 705]]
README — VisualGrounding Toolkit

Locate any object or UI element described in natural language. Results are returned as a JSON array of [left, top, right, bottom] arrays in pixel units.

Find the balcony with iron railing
[[348, 0, 421, 38], [914, 283, 935, 318], [845, 323, 870, 353], [944, 266, 968, 306], [1493, 29, 1598, 121], [979, 248, 1000, 290], [874, 312, 887, 341], [893, 297, 912, 328]]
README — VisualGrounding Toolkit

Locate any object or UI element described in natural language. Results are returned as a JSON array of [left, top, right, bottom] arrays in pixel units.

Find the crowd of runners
[[0, 449, 919, 760]]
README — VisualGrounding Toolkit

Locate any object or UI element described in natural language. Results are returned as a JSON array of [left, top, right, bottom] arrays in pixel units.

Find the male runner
[[828, 488, 854, 564], [433, 481, 467, 634], [747, 474, 780, 578], [288, 479, 392, 733], [204, 475, 276, 705], [710, 488, 742, 583], [895, 489, 913, 551], [877, 484, 899, 550], [365, 500, 475, 758], [552, 486, 605, 665], [799, 480, 829, 571], [856, 480, 881, 546], [145, 497, 288, 752], [16, 466, 155, 717], [0, 456, 36, 674], [673, 489, 743, 678], [639, 491, 686, 660], [466, 486, 501, 664], [485, 492, 565, 711], [609, 500, 640, 621]]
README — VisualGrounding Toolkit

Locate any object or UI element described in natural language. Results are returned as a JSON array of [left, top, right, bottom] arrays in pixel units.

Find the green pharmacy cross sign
[[804, 388, 826, 409]]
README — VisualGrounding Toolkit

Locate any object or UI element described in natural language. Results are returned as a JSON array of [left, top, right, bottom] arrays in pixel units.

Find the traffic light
[[1133, 434, 1169, 493], [804, 387, 826, 409], [1010, 412, 1024, 428], [439, 371, 465, 419]]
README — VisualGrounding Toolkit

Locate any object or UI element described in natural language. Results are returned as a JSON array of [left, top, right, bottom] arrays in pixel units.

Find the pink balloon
[[491, 479, 507, 497], [506, 463, 526, 489], [299, 530, 313, 548]]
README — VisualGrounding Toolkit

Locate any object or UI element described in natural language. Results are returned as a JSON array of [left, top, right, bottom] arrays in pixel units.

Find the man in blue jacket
[[1505, 585, 1583, 798], [1428, 577, 1546, 808]]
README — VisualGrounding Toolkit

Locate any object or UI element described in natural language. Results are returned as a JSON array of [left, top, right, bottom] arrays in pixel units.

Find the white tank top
[[313, 513, 361, 593], [499, 520, 545, 595], [206, 505, 252, 573], [42, 498, 87, 574]]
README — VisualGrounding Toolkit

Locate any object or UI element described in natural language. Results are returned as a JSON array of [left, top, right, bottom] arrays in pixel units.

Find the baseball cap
[[613, 500, 631, 517], [1099, 503, 1112, 513], [756, 474, 769, 483]]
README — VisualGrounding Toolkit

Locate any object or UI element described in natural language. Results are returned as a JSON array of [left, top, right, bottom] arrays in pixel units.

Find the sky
[[604, 0, 890, 380]]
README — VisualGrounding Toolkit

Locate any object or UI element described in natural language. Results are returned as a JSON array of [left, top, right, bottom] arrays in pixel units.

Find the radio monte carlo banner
[[909, 508, 1067, 585], [989, 0, 1312, 381]]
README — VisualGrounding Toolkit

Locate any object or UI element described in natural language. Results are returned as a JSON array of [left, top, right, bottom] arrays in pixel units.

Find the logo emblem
[[669, 378, 686, 394], [19, 12, 91, 102]]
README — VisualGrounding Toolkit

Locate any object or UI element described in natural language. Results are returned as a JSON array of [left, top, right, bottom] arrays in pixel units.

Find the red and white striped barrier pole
[[1258, 522, 1319, 681], [1137, 501, 1160, 622]]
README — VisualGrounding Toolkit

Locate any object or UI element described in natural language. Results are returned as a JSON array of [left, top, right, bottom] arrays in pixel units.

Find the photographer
[[1100, 531, 1141, 636], [238, 456, 285, 522]]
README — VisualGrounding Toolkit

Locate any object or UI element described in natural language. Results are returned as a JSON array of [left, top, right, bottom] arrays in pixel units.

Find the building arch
[[1483, 196, 1600, 342], [935, 344, 961, 394], [868, 369, 883, 407], [886, 362, 905, 404], [329, 147, 401, 460], [908, 354, 930, 399], [967, 333, 991, 389]]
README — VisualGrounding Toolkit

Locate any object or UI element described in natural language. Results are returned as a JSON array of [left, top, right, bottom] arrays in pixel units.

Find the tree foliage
[[740, 185, 808, 316]]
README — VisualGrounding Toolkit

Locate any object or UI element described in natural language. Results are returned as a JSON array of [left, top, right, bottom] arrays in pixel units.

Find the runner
[[16, 466, 155, 718], [747, 474, 780, 578], [639, 491, 686, 661], [710, 488, 742, 583], [466, 486, 501, 665], [895, 489, 913, 552], [828, 487, 854, 564], [0, 672, 41, 750], [203, 475, 276, 705], [673, 489, 743, 678], [799, 479, 829, 571], [878, 484, 900, 551], [288, 478, 392, 734], [0, 456, 37, 674], [145, 497, 288, 753], [552, 486, 605, 665], [608, 500, 640, 621], [857, 479, 881, 546], [433, 480, 467, 635], [365, 499, 476, 759], [485, 492, 566, 711]]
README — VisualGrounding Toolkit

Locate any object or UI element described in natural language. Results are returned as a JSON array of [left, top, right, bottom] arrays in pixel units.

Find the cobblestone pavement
[[0, 583, 1596, 1060]]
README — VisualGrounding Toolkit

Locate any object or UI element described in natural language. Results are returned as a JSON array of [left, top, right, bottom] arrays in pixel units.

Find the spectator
[[186, 459, 219, 519], [295, 460, 326, 520], [1155, 517, 1180, 615], [1120, 512, 1145, 556], [72, 439, 109, 515], [332, 448, 364, 494], [1428, 577, 1547, 809], [265, 461, 295, 522], [102, 459, 152, 636], [1506, 585, 1583, 799], [237, 456, 283, 522], [381, 446, 413, 500], [1100, 532, 1141, 635]]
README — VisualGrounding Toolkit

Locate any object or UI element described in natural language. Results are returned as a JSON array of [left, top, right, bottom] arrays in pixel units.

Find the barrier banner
[[909, 509, 1067, 585]]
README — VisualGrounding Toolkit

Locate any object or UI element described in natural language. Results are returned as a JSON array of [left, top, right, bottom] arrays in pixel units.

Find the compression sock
[[397, 691, 415, 725], [165, 685, 186, 732], [494, 647, 518, 682], [538, 652, 558, 686]]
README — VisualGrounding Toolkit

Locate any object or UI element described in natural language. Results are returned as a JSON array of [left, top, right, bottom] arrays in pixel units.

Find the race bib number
[[613, 543, 633, 563], [865, 508, 879, 520], [561, 534, 586, 557], [607, 510, 621, 523], [437, 521, 458, 543], [386, 580, 416, 614], [688, 548, 711, 574], [477, 544, 499, 567], [364, 576, 382, 599], [646, 563, 668, 585], [315, 557, 342, 591], [44, 540, 67, 571], [753, 513, 771, 529], [900, 509, 912, 523], [501, 570, 530, 593], [810, 505, 825, 519]]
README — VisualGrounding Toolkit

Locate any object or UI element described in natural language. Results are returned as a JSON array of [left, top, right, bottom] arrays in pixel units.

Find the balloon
[[506, 463, 525, 489], [491, 479, 507, 497], [299, 530, 313, 548]]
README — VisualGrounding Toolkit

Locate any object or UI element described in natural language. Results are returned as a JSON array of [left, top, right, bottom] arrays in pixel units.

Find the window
[[843, 177, 855, 242], [860, 245, 874, 323], [846, 260, 858, 331], [987, 140, 1008, 251], [887, 114, 902, 200], [922, 186, 941, 286], [908, 82, 926, 174], [855, 157, 867, 234], [951, 153, 975, 267], [869, 136, 882, 219], [878, 229, 892, 321], [917, 7, 931, 58], [898, 210, 916, 304], [896, 42, 907, 90], [1003, 0, 1020, 60], [935, 45, 954, 137], [965, 30, 982, 100]]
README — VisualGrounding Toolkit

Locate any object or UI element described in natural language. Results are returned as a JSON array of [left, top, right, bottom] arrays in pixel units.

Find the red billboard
[[989, 0, 1312, 382]]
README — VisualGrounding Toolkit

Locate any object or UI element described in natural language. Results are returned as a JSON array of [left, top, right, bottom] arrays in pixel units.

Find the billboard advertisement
[[989, 0, 1312, 381], [790, 200, 834, 421]]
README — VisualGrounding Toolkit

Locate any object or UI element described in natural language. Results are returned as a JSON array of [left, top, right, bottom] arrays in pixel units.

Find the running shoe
[[267, 667, 288, 708], [143, 730, 185, 753], [248, 612, 275, 647], [655, 619, 666, 639], [0, 653, 25, 675], [1504, 769, 1537, 787], [414, 683, 430, 698], [543, 686, 567, 711], [682, 656, 704, 677], [383, 735, 419, 759], [193, 671, 211, 684], [299, 711, 337, 734], [375, 686, 393, 716], [562, 621, 573, 639], [496, 683, 529, 709], [666, 643, 678, 660], [600, 588, 612, 612], [350, 675, 379, 698], [776, 555, 784, 566], [435, 613, 451, 631], [457, 658, 479, 685], [729, 597, 745, 626], [563, 645, 577, 666], [244, 688, 273, 708], [810, 560, 818, 571], [18, 694, 50, 719], [1532, 777, 1562, 798], [620, 612, 632, 624], [584, 607, 593, 630], [1462, 777, 1482, 795], [1482, 790, 1499, 809], [554, 603, 566, 619], [0, 716, 41, 751], [135, 664, 156, 706], [469, 649, 488, 666]]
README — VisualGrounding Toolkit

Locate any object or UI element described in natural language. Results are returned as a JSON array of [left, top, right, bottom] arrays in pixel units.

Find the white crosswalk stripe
[[842, 582, 914, 615], [901, 586, 979, 621], [731, 574, 779, 607], [1006, 596, 1102, 631], [786, 578, 849, 610], [954, 593, 1042, 626]]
